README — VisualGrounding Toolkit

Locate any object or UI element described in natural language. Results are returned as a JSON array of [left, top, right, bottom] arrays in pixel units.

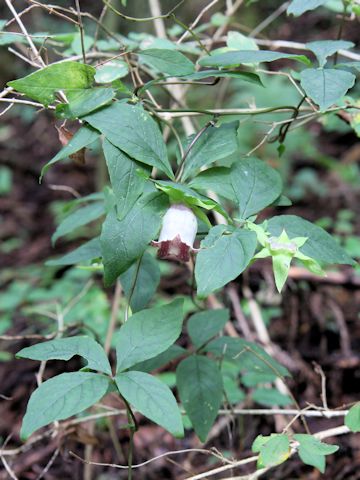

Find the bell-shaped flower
[[153, 204, 198, 262]]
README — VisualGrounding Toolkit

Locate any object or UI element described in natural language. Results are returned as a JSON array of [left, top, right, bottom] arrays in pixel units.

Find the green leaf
[[56, 88, 115, 119], [335, 61, 360, 72], [300, 68, 355, 111], [141, 70, 263, 94], [94, 60, 129, 83], [252, 387, 292, 407], [189, 167, 235, 201], [181, 122, 239, 181], [132, 345, 186, 373], [115, 371, 183, 437], [195, 227, 257, 296], [187, 309, 229, 347], [100, 192, 168, 286], [84, 103, 173, 179], [46, 237, 101, 266], [198, 50, 310, 68], [115, 298, 184, 372], [8, 61, 95, 105], [182, 69, 264, 86], [21, 372, 109, 438], [17, 336, 111, 375], [242, 371, 277, 387], [256, 434, 290, 467], [205, 337, 290, 377], [227, 31, 258, 51], [71, 34, 93, 56], [176, 355, 223, 442], [267, 215, 355, 265], [294, 434, 339, 473], [52, 202, 105, 245], [138, 48, 195, 76], [272, 252, 292, 292], [103, 139, 149, 220], [287, 0, 327, 16], [155, 180, 229, 219], [41, 125, 100, 179], [230, 157, 282, 219], [345, 403, 360, 432], [306, 40, 354, 67], [120, 252, 160, 312], [223, 376, 245, 403], [0, 27, 27, 46]]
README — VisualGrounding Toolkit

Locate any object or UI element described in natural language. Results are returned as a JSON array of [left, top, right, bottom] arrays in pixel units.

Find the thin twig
[[249, 1, 290, 37], [8, 46, 42, 68], [186, 425, 351, 479], [313, 363, 329, 410], [0, 96, 55, 109], [0, 103, 14, 116], [0, 436, 18, 480], [35, 447, 60, 480], [74, 0, 86, 63], [177, 0, 219, 44], [175, 120, 216, 180], [69, 447, 233, 470], [5, 0, 46, 67]]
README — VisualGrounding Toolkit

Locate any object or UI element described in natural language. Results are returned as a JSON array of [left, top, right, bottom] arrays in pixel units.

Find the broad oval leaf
[[84, 102, 173, 179], [138, 48, 195, 76], [21, 372, 109, 438], [287, 0, 327, 16], [46, 237, 101, 266], [294, 434, 339, 473], [116, 298, 184, 372], [231, 157, 282, 219], [267, 215, 355, 265], [100, 192, 168, 286], [155, 180, 230, 220], [115, 371, 183, 437], [252, 387, 292, 407], [56, 87, 115, 119], [198, 50, 310, 68], [41, 125, 100, 180], [103, 139, 150, 220], [17, 336, 111, 375], [95, 60, 129, 83], [176, 355, 223, 442], [195, 228, 257, 296], [300, 68, 355, 111], [189, 167, 235, 201], [227, 31, 259, 51], [52, 202, 105, 245], [345, 403, 360, 433], [205, 336, 290, 377], [133, 345, 186, 373], [184, 69, 263, 86], [187, 309, 229, 347], [181, 122, 239, 181], [8, 61, 95, 106], [257, 434, 290, 468], [306, 40, 354, 67]]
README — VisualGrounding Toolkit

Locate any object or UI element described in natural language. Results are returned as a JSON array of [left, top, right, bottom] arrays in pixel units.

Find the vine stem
[[175, 120, 216, 181], [102, 0, 184, 22], [155, 106, 301, 117], [104, 279, 122, 355]]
